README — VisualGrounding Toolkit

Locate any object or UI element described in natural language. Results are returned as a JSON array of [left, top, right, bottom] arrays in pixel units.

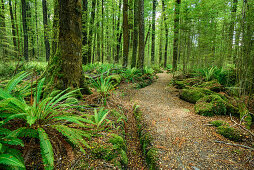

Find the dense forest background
[[0, 0, 253, 95], [0, 0, 254, 169]]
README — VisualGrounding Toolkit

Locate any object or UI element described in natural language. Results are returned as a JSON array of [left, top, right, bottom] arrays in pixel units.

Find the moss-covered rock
[[217, 126, 242, 142], [179, 88, 213, 103], [195, 95, 227, 116], [173, 80, 186, 89], [198, 79, 223, 92]]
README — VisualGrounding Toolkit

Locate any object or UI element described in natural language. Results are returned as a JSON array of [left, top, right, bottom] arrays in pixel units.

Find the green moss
[[239, 104, 252, 129], [173, 80, 186, 89], [195, 95, 227, 116], [198, 79, 223, 92], [210, 120, 228, 127], [180, 88, 206, 103], [109, 134, 126, 151], [217, 126, 242, 142], [120, 149, 128, 165], [146, 148, 158, 169]]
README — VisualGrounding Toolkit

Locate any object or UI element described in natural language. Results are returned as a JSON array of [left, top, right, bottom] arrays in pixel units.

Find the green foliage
[[0, 128, 25, 169], [217, 126, 242, 142], [89, 72, 114, 97], [210, 120, 228, 127], [238, 103, 252, 129], [92, 108, 110, 128], [201, 66, 218, 81], [0, 76, 92, 168]]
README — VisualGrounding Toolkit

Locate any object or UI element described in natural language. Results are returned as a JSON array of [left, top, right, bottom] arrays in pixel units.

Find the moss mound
[[173, 78, 202, 89], [195, 95, 227, 116], [179, 88, 213, 104], [217, 126, 242, 142], [198, 79, 223, 92], [210, 120, 228, 127], [107, 74, 122, 86]]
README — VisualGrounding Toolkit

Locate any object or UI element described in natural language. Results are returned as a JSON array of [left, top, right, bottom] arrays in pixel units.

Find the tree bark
[[131, 0, 139, 68], [162, 0, 169, 68], [42, 0, 50, 61], [137, 0, 145, 69], [172, 0, 181, 72], [0, 0, 7, 59], [88, 0, 96, 64], [122, 0, 129, 67], [115, 0, 122, 64], [9, 0, 17, 56], [21, 0, 28, 61], [151, 0, 156, 64], [45, 0, 90, 94]]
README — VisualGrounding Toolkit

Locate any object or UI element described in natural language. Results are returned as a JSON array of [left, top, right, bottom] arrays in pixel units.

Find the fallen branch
[[215, 140, 254, 151], [230, 114, 254, 138]]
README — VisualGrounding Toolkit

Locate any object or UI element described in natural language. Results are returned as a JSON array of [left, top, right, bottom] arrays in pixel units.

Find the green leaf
[[0, 153, 25, 168], [38, 128, 54, 169]]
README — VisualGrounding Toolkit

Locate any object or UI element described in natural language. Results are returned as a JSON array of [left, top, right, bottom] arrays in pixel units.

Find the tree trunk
[[115, 0, 122, 64], [162, 0, 169, 68], [88, 0, 96, 64], [42, 0, 50, 61], [122, 0, 129, 67], [21, 0, 28, 61], [131, 0, 139, 68], [101, 0, 104, 63], [52, 0, 59, 58], [9, 0, 17, 56], [137, 0, 145, 69], [151, 0, 156, 65], [172, 0, 181, 72], [0, 0, 7, 59], [45, 0, 90, 94]]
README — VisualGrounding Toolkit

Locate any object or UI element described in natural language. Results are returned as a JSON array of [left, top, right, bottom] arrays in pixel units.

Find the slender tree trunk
[[96, 0, 101, 62], [35, 0, 39, 57], [122, 0, 129, 67], [131, 0, 139, 68], [88, 0, 96, 64], [151, 0, 156, 65], [172, 0, 181, 72], [9, 0, 17, 56], [42, 0, 50, 61], [82, 0, 88, 64], [0, 0, 7, 59], [137, 0, 145, 69], [21, 0, 28, 61], [158, 15, 163, 66], [101, 0, 104, 63], [52, 0, 59, 58], [162, 0, 169, 68], [115, 0, 122, 63]]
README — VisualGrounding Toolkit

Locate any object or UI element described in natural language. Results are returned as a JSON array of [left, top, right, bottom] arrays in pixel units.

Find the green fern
[[93, 108, 110, 128], [0, 154, 25, 168], [38, 128, 54, 170]]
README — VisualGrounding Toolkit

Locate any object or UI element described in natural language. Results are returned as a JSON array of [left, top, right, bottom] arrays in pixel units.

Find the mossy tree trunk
[[45, 0, 90, 94]]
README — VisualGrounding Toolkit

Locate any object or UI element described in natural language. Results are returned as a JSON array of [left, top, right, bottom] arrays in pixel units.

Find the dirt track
[[122, 72, 253, 169]]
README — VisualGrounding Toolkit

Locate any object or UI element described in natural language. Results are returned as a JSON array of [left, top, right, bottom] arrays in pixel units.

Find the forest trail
[[121, 72, 251, 169]]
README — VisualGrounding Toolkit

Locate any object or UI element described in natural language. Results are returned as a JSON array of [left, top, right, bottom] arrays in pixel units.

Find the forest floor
[[119, 72, 253, 169]]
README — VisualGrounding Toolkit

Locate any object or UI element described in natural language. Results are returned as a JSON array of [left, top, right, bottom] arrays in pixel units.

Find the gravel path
[[123, 73, 252, 169]]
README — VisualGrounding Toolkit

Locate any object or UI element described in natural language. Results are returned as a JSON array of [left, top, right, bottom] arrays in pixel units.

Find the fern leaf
[[0, 128, 11, 136], [38, 128, 54, 169], [0, 153, 25, 168], [5, 71, 30, 93], [18, 128, 38, 138], [6, 127, 27, 138], [0, 138, 24, 147]]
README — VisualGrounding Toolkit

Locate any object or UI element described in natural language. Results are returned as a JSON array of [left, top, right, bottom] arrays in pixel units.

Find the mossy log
[[198, 79, 223, 92], [179, 88, 213, 104]]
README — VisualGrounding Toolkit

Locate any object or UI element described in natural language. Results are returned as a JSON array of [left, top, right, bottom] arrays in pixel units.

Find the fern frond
[[18, 128, 38, 138], [5, 147, 24, 166], [6, 127, 27, 138], [38, 128, 54, 169], [53, 116, 94, 126], [0, 138, 24, 147], [5, 71, 30, 93], [0, 153, 25, 168], [0, 128, 11, 136], [52, 125, 90, 154]]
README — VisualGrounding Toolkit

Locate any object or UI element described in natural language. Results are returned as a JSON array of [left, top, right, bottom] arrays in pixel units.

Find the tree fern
[[38, 128, 54, 170]]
